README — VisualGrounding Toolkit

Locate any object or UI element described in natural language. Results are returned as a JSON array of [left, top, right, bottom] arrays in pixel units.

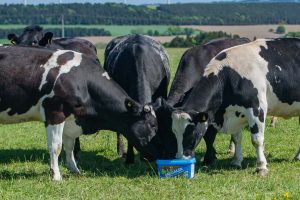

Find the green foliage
[[0, 3, 300, 25], [164, 31, 238, 47], [276, 25, 286, 34], [285, 32, 300, 38]]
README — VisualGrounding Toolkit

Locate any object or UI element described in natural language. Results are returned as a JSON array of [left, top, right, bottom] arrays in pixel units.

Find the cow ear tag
[[11, 40, 16, 45], [48, 38, 52, 45], [202, 115, 207, 121], [127, 101, 132, 108]]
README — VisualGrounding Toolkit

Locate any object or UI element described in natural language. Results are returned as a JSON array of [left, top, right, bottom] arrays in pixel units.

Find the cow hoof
[[256, 168, 268, 176], [230, 161, 242, 169], [69, 167, 80, 174], [269, 123, 275, 128], [52, 174, 62, 181], [203, 158, 216, 166]]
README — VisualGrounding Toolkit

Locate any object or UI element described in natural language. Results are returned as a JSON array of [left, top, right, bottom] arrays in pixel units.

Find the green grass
[[0, 25, 171, 36], [1, 48, 300, 199]]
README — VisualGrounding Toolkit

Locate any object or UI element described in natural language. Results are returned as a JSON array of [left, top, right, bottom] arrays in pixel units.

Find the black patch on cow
[[258, 109, 264, 123], [215, 52, 227, 61], [235, 111, 241, 117], [57, 51, 74, 66], [250, 123, 259, 134], [206, 67, 259, 127], [259, 38, 300, 105]]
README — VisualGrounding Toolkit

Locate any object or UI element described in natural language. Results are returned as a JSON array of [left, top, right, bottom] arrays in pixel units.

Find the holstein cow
[[104, 34, 170, 163], [155, 38, 250, 162], [7, 25, 44, 46], [8, 25, 99, 157], [171, 38, 300, 176], [0, 45, 159, 180], [8, 25, 98, 62]]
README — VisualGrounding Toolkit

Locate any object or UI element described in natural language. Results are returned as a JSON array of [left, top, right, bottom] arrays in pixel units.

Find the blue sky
[[1, 0, 232, 5]]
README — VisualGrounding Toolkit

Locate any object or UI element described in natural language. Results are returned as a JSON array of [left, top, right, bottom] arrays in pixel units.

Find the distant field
[[0, 25, 171, 36], [1, 24, 300, 44], [182, 25, 300, 39], [0, 48, 300, 199]]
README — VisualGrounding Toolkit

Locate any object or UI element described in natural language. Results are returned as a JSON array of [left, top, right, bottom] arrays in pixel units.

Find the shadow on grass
[[77, 150, 157, 178], [194, 152, 290, 175], [0, 148, 157, 179], [0, 149, 49, 164]]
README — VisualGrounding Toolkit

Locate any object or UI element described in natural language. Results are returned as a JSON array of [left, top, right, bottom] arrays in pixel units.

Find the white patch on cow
[[102, 72, 111, 80], [0, 103, 42, 124], [46, 121, 65, 181], [63, 115, 82, 174], [219, 105, 248, 134], [144, 105, 156, 118], [171, 112, 193, 159], [267, 87, 300, 118], [0, 44, 2, 46], [39, 50, 82, 91]]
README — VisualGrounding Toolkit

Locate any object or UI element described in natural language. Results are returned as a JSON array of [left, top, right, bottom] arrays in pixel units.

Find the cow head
[[124, 99, 161, 159], [8, 25, 44, 46], [171, 110, 209, 159]]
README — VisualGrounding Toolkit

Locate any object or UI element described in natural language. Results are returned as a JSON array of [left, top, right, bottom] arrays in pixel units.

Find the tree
[[276, 25, 286, 34]]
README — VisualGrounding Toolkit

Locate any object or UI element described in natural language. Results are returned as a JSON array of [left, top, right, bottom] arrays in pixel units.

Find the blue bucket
[[156, 158, 196, 179]]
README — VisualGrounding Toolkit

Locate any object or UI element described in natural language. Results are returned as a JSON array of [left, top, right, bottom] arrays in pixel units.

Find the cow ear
[[192, 112, 209, 123], [125, 99, 140, 116], [7, 34, 18, 44], [39, 32, 53, 46]]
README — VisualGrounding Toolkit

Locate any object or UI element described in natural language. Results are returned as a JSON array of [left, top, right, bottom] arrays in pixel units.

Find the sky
[[0, 0, 233, 5]]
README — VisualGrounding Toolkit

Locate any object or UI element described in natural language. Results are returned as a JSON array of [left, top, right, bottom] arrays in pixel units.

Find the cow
[[8, 25, 99, 157], [104, 34, 170, 164], [7, 25, 98, 62], [170, 38, 300, 176], [156, 38, 250, 162], [7, 25, 43, 46], [0, 45, 159, 180]]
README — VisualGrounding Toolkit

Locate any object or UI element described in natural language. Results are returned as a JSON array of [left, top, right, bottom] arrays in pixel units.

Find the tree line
[[0, 3, 300, 25]]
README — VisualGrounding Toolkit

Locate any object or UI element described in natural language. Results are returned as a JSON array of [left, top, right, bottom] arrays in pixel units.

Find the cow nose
[[183, 149, 194, 158]]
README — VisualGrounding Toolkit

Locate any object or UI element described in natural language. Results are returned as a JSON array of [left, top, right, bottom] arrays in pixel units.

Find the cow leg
[[63, 134, 80, 174], [73, 137, 81, 160], [227, 136, 235, 154], [247, 107, 268, 176], [230, 130, 243, 169], [270, 116, 277, 127], [45, 122, 64, 181], [203, 126, 217, 165], [125, 143, 135, 164], [294, 148, 300, 161], [117, 132, 126, 158]]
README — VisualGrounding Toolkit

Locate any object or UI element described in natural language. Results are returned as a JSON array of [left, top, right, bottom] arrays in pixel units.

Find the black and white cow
[[8, 25, 98, 62], [0, 45, 159, 180], [8, 25, 99, 157], [104, 34, 170, 163], [155, 38, 250, 162], [171, 38, 300, 175], [7, 25, 44, 46]]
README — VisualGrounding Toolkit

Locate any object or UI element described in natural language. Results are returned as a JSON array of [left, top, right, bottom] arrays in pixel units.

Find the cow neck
[[182, 73, 224, 117], [86, 68, 132, 132]]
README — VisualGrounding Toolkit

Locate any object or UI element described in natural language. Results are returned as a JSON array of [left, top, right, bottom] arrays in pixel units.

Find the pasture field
[[0, 25, 171, 37], [0, 48, 299, 199]]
